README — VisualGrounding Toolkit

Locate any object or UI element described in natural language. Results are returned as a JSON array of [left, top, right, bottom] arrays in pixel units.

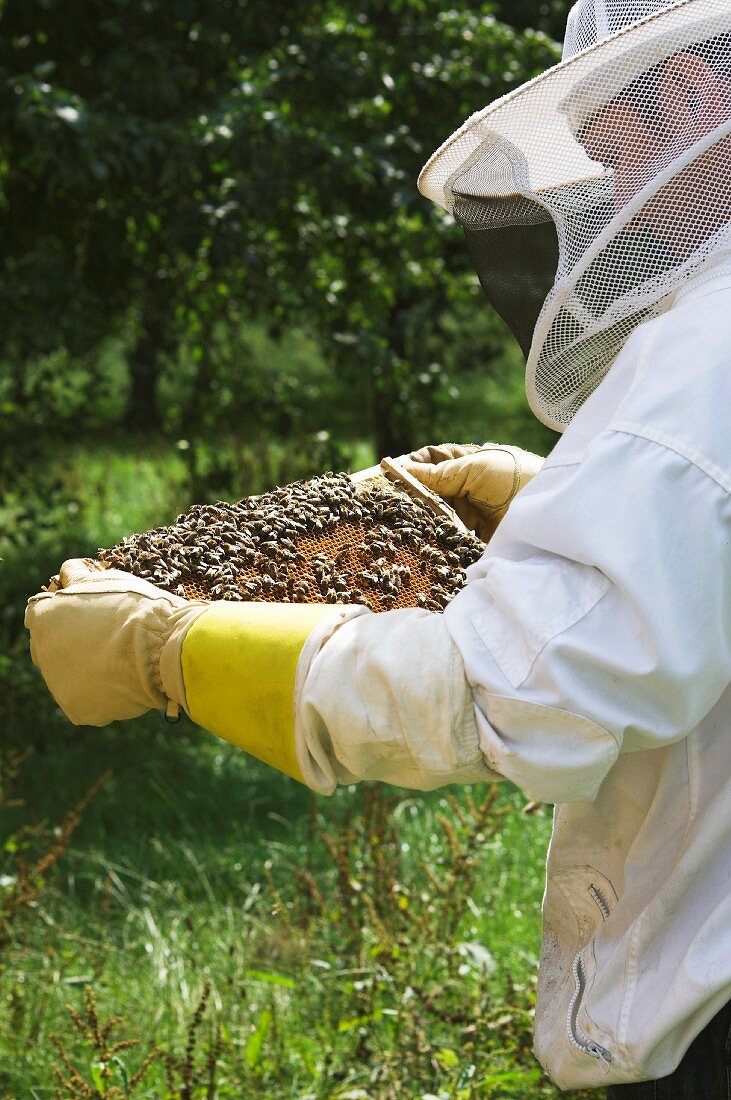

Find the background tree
[[495, 0, 572, 39], [182, 3, 563, 453], [0, 0, 314, 432], [0, 0, 565, 456]]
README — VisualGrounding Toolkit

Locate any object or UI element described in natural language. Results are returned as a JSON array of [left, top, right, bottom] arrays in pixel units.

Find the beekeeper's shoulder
[[608, 266, 731, 492]]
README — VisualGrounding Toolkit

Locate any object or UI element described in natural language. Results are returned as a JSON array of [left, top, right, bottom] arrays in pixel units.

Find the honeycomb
[[92, 469, 484, 614]]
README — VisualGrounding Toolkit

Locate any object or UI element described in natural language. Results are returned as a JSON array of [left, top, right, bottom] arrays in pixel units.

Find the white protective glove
[[24, 559, 208, 726], [401, 442, 544, 542], [26, 558, 352, 784]]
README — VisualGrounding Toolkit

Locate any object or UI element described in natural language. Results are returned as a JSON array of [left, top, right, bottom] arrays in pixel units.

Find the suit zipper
[[566, 882, 614, 1072], [589, 882, 611, 921], [567, 951, 613, 1071]]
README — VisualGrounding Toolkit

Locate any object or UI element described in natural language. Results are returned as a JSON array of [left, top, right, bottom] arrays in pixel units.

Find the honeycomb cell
[[94, 472, 484, 613]]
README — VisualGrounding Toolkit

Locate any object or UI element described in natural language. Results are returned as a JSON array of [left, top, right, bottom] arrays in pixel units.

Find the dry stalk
[[164, 980, 222, 1100], [0, 755, 112, 944], [51, 985, 161, 1098]]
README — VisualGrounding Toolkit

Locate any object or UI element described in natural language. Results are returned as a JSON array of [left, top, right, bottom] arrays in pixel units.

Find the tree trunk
[[371, 301, 414, 458], [125, 298, 173, 432], [372, 380, 412, 458]]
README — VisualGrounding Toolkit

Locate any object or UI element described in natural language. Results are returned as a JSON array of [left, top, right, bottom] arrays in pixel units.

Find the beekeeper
[[25, 0, 731, 1092]]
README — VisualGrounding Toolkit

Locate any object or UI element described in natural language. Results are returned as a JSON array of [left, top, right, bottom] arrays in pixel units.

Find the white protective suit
[[292, 255, 731, 1089]]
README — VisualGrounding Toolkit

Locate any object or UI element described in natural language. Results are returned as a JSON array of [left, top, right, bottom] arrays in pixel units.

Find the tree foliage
[[0, 1, 564, 453], [223, 6, 561, 452], [494, 0, 573, 39]]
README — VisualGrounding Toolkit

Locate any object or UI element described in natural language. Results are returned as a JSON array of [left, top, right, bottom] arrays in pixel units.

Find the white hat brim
[[417, 0, 726, 210]]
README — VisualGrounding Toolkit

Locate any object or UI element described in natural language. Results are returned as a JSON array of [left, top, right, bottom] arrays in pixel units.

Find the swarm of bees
[[96, 471, 484, 613]]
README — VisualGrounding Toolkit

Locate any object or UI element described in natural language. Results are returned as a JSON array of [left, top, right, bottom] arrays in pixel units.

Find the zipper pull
[[587, 1042, 613, 1075]]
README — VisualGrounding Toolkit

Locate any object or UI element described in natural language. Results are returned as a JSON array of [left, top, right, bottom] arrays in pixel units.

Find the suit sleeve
[[294, 429, 731, 803]]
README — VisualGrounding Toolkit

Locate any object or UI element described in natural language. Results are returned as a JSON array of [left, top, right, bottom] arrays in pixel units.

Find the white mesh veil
[[564, 0, 678, 56], [418, 0, 731, 430]]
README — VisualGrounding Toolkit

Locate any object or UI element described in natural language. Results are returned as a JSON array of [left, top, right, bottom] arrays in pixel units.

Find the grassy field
[[1, 436, 595, 1099], [1, 727, 573, 1099]]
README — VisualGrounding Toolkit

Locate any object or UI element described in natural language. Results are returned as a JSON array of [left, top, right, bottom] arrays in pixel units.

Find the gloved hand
[[401, 442, 544, 541], [25, 559, 207, 726], [25, 559, 342, 781]]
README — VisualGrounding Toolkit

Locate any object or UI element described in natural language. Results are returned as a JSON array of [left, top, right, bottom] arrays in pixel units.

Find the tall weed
[[0, 751, 111, 949]]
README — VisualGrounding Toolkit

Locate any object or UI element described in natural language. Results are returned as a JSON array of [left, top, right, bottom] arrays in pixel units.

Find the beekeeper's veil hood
[[418, 0, 731, 430]]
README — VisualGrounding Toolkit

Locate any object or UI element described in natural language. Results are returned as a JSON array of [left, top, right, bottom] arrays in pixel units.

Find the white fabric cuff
[[294, 606, 497, 795]]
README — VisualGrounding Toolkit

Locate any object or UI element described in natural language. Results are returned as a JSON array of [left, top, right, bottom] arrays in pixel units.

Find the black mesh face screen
[[463, 220, 560, 358]]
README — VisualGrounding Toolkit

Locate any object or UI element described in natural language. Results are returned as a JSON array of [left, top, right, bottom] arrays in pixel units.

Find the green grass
[[58, 432, 376, 557], [1, 724, 588, 1099]]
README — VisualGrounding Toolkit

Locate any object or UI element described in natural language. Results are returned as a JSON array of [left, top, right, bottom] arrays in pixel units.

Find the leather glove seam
[[140, 605, 174, 700], [464, 468, 520, 515]]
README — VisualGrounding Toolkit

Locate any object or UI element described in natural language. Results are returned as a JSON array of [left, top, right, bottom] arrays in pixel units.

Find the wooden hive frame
[[50, 460, 484, 613]]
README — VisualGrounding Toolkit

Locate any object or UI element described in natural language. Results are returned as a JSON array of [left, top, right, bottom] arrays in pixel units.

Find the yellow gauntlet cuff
[[181, 602, 338, 782]]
